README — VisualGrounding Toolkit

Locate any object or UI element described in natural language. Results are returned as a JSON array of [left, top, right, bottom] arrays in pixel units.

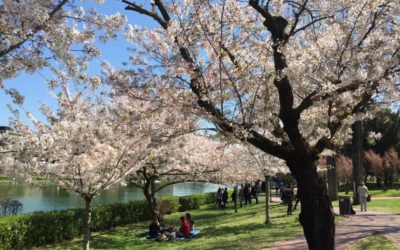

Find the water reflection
[[0, 182, 223, 214]]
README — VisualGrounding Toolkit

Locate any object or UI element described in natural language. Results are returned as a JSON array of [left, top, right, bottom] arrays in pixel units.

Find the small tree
[[0, 83, 158, 250], [130, 133, 227, 220]]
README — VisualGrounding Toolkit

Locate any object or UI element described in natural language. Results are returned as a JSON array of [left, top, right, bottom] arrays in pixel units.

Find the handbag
[[367, 194, 371, 202]]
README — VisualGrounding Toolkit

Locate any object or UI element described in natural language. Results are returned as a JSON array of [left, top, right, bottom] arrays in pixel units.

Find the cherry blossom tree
[[111, 1, 400, 248], [0, 81, 165, 250], [129, 132, 228, 220], [335, 154, 353, 194], [0, 0, 126, 103]]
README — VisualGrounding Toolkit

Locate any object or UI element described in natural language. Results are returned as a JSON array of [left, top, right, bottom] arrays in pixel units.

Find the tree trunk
[[326, 156, 338, 201], [288, 160, 335, 250], [83, 196, 93, 250], [352, 121, 364, 205], [239, 183, 243, 208], [265, 175, 270, 225], [234, 185, 238, 213], [143, 184, 159, 221]]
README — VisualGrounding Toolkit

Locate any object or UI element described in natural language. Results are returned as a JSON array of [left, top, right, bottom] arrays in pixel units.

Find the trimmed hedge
[[0, 193, 214, 249], [0, 200, 152, 250], [179, 192, 216, 211]]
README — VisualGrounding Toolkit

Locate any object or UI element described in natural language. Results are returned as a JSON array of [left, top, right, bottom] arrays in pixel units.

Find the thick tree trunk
[[265, 175, 270, 225], [288, 160, 335, 250], [352, 121, 363, 205], [83, 196, 93, 250]]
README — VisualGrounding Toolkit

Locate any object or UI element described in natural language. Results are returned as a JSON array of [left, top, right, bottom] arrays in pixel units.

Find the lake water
[[0, 182, 223, 214]]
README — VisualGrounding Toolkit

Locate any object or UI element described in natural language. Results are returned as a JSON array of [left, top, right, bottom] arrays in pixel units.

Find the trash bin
[[338, 196, 351, 215]]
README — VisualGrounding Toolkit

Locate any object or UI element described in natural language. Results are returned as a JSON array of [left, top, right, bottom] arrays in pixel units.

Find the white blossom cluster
[[0, 0, 126, 95], [116, 0, 399, 156], [0, 84, 160, 198]]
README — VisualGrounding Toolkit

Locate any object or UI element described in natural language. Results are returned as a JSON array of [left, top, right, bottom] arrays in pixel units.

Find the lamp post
[[264, 174, 270, 224], [263, 168, 274, 225]]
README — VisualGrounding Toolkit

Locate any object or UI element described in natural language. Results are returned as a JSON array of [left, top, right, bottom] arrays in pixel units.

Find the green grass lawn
[[332, 197, 400, 214], [348, 234, 399, 250], [38, 202, 308, 250], [361, 199, 400, 214], [338, 188, 400, 197]]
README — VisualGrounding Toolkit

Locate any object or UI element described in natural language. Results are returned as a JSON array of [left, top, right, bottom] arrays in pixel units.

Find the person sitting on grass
[[149, 218, 161, 239], [185, 213, 195, 230], [176, 216, 191, 238]]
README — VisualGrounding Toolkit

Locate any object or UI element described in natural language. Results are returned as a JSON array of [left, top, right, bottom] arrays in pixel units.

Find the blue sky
[[0, 0, 156, 126]]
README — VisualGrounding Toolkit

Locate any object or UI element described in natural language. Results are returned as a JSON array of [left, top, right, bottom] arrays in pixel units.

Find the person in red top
[[176, 216, 190, 238]]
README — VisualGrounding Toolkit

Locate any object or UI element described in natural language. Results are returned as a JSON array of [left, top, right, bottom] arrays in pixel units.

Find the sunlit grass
[[38, 202, 309, 250], [348, 234, 399, 250], [338, 188, 400, 198]]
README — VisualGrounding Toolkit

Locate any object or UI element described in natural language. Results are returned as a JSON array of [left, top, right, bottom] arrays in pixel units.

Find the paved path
[[264, 207, 400, 250]]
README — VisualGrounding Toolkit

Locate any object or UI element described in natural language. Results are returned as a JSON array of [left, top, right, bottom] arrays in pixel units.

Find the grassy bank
[[38, 202, 305, 250]]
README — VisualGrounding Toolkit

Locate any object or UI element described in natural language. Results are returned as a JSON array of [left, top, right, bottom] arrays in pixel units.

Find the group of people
[[216, 182, 261, 209], [242, 182, 260, 205], [216, 187, 229, 208], [148, 213, 194, 240]]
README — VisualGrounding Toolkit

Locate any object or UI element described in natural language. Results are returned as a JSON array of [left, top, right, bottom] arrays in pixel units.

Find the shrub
[[179, 192, 215, 211], [159, 196, 179, 215], [0, 200, 152, 250]]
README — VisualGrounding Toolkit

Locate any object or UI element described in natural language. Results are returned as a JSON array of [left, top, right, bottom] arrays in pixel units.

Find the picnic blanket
[[137, 229, 201, 240], [176, 229, 201, 240]]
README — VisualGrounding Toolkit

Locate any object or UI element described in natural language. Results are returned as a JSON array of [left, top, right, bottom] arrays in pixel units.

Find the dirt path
[[263, 207, 400, 250]]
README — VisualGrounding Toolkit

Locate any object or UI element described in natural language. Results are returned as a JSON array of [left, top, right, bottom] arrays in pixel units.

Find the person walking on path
[[357, 182, 369, 212], [285, 185, 294, 215]]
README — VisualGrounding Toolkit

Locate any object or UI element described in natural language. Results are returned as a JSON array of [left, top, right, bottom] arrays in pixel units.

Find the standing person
[[275, 184, 279, 196], [220, 188, 226, 208], [357, 182, 369, 212], [239, 183, 244, 207], [232, 187, 238, 208], [293, 189, 300, 211], [279, 182, 285, 199], [247, 183, 252, 204], [252, 182, 260, 204], [243, 183, 248, 205], [244, 183, 251, 205], [223, 187, 228, 208], [285, 185, 294, 215], [216, 188, 221, 208]]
